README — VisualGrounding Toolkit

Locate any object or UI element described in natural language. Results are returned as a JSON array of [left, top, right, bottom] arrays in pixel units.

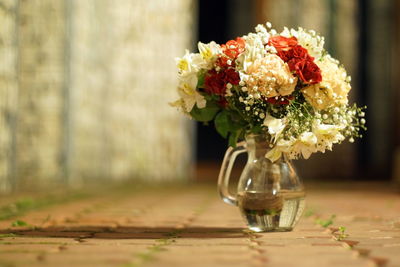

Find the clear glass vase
[[218, 134, 305, 232]]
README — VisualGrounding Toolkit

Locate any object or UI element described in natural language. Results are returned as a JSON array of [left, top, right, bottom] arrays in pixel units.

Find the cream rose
[[302, 56, 351, 110], [245, 54, 297, 98]]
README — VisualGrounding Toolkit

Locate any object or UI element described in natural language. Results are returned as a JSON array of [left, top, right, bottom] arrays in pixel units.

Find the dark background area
[[196, 0, 400, 181]]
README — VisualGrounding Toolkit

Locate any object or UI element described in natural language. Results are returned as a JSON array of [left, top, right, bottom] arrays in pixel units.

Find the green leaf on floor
[[0, 233, 17, 238], [304, 208, 315, 217], [11, 220, 29, 227], [335, 226, 349, 241], [315, 214, 336, 228]]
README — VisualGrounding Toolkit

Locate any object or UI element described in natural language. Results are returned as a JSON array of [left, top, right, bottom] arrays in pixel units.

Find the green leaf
[[11, 220, 28, 227], [228, 129, 242, 148], [315, 214, 336, 228], [197, 72, 206, 88], [214, 111, 230, 138], [190, 102, 219, 122]]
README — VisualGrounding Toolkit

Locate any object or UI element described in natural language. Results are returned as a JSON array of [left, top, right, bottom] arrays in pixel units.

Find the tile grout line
[[119, 193, 215, 267]]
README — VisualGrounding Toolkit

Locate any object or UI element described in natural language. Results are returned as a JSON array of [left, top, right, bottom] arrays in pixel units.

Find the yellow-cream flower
[[171, 74, 206, 113], [302, 56, 351, 110], [176, 50, 206, 77], [198, 41, 221, 63], [263, 114, 286, 142], [245, 54, 297, 98]]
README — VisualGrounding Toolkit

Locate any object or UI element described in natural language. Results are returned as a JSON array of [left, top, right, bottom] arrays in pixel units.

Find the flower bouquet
[[171, 22, 366, 162], [171, 22, 367, 232]]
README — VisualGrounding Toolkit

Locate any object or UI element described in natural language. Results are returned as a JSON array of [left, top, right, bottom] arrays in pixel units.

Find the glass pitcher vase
[[218, 134, 305, 232]]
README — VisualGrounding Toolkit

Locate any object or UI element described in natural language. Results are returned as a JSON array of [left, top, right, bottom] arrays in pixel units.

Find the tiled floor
[[0, 182, 399, 266]]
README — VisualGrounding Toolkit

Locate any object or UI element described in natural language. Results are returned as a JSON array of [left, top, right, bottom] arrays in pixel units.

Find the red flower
[[289, 59, 322, 84], [269, 37, 322, 85], [224, 68, 240, 85], [278, 45, 313, 62], [204, 70, 226, 95], [221, 37, 245, 59], [215, 56, 232, 68], [217, 37, 246, 68], [204, 68, 240, 96], [266, 95, 294, 105], [268, 36, 297, 52]]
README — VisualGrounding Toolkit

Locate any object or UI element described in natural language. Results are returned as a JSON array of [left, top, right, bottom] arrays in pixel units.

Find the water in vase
[[237, 190, 305, 232]]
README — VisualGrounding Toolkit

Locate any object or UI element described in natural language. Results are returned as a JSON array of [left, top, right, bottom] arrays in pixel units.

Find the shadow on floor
[[0, 226, 247, 239]]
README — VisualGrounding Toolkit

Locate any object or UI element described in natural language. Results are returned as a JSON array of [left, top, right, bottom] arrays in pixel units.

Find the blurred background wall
[[0, 0, 399, 193], [0, 0, 196, 193]]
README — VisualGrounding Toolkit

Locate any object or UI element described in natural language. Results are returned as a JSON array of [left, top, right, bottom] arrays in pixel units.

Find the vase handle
[[217, 141, 246, 206]]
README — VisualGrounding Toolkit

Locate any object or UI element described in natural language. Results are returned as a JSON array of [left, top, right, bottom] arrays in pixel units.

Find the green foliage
[[228, 128, 243, 148], [214, 111, 230, 138], [315, 214, 336, 228], [336, 226, 349, 241], [11, 220, 29, 227], [304, 208, 315, 218], [214, 110, 246, 147], [197, 71, 206, 88], [190, 102, 219, 122], [0, 193, 87, 221], [0, 233, 17, 238]]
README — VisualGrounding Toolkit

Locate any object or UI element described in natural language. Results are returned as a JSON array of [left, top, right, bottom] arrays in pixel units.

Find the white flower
[[311, 120, 345, 152], [198, 41, 221, 68], [266, 131, 318, 162], [296, 132, 318, 159], [175, 50, 206, 77], [238, 32, 268, 72], [172, 74, 206, 113], [263, 114, 286, 142]]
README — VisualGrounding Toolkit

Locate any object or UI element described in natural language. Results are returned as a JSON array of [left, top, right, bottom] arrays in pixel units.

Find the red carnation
[[204, 68, 240, 96], [221, 37, 246, 59], [289, 59, 322, 84], [268, 36, 297, 52], [217, 37, 246, 68], [269, 37, 322, 85], [224, 68, 240, 85], [215, 56, 232, 68], [266, 95, 294, 105], [204, 70, 226, 95], [278, 45, 313, 62]]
